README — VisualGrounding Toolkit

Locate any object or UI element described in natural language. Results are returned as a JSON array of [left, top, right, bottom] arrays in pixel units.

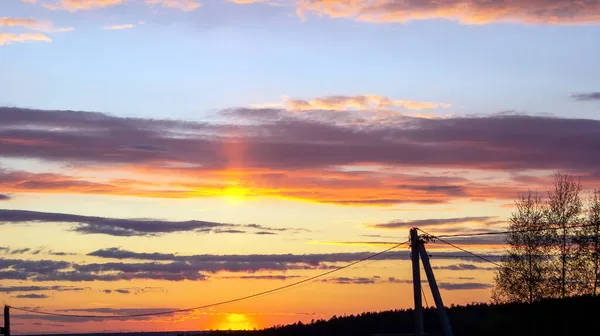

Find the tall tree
[[546, 172, 582, 298], [492, 191, 552, 304], [574, 190, 600, 295]]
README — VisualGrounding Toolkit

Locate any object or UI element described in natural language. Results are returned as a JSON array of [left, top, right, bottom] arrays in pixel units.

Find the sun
[[216, 313, 255, 330], [220, 185, 251, 203]]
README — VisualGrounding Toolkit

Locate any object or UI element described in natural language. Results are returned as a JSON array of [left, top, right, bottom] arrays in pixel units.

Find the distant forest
[[201, 295, 600, 336]]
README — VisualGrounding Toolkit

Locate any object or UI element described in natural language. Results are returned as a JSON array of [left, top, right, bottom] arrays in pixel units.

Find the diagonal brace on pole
[[410, 228, 454, 336]]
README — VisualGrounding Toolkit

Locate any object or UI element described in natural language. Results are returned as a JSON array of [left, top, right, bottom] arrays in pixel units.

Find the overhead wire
[[433, 222, 600, 239], [417, 228, 503, 268], [10, 240, 410, 319]]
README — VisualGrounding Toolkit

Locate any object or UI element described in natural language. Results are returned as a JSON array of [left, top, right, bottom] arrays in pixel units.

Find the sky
[[1, 0, 600, 334]]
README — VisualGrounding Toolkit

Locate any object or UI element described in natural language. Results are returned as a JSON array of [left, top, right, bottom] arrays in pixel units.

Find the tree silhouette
[[492, 191, 552, 303], [574, 189, 600, 295], [546, 172, 582, 298]]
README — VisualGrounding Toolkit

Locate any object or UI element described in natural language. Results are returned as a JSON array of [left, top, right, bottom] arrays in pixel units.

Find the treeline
[[492, 172, 600, 303], [198, 295, 600, 336]]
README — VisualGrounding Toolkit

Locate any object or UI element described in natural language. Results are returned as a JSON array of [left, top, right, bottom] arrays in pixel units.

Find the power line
[[417, 228, 502, 268], [433, 222, 600, 239], [10, 240, 409, 319]]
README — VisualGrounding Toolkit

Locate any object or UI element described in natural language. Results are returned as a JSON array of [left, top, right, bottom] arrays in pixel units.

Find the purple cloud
[[2, 107, 600, 172], [572, 92, 600, 101], [14, 293, 49, 299], [0, 209, 291, 237]]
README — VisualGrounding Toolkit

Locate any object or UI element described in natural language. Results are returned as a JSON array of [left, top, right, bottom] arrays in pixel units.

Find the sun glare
[[221, 185, 250, 202], [216, 313, 255, 330]]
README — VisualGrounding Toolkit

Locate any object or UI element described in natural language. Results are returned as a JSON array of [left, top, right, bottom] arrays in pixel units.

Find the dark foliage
[[194, 295, 600, 336]]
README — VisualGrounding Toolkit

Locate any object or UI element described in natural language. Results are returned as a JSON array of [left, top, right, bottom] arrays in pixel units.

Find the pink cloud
[[297, 0, 600, 25]]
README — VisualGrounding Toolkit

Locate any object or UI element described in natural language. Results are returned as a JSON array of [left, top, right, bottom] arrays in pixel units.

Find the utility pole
[[1, 305, 9, 336], [418, 243, 453, 336], [410, 228, 424, 336]]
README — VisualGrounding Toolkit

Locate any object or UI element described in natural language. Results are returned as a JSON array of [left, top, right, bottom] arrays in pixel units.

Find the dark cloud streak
[[0, 209, 292, 237], [572, 92, 600, 101]]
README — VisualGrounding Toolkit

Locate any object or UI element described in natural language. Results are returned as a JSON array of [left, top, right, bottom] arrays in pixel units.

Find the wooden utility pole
[[418, 243, 453, 336], [410, 228, 424, 336], [2, 305, 9, 336]]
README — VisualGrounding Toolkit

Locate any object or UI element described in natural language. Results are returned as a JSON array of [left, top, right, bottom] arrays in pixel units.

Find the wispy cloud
[[14, 293, 49, 299], [0, 209, 292, 237], [103, 24, 135, 30], [145, 0, 202, 11], [310, 241, 401, 247], [2, 107, 600, 206], [366, 216, 498, 230], [1, 285, 87, 293], [283, 94, 449, 111], [322, 276, 380, 285], [0, 194, 10, 201], [438, 282, 493, 290], [572, 92, 600, 101], [0, 33, 52, 45], [0, 17, 73, 32], [297, 0, 600, 25], [221, 275, 303, 280], [432, 263, 496, 271], [43, 0, 125, 11]]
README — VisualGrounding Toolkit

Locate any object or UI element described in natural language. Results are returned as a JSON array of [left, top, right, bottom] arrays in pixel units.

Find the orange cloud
[[0, 33, 52, 45], [284, 94, 448, 111], [43, 0, 125, 11], [0, 17, 73, 32], [297, 0, 600, 25], [103, 24, 135, 30]]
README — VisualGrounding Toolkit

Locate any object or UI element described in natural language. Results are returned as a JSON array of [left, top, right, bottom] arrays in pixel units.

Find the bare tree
[[546, 172, 582, 298], [492, 191, 553, 304], [574, 190, 600, 295]]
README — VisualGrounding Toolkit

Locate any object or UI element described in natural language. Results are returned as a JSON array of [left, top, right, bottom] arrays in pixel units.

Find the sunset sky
[[1, 0, 600, 334]]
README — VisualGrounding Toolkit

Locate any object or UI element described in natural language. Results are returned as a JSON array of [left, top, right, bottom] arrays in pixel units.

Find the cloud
[[432, 263, 496, 271], [88, 247, 503, 265], [572, 92, 600, 101], [13, 307, 171, 322], [283, 95, 448, 111], [2, 107, 600, 206], [8, 248, 32, 255], [310, 241, 401, 247], [1, 285, 87, 292], [221, 275, 303, 280], [387, 277, 414, 284], [0, 249, 502, 283], [0, 246, 77, 256], [103, 24, 135, 30], [438, 282, 493, 290], [0, 33, 52, 45], [297, 0, 600, 25], [43, 0, 125, 11], [103, 288, 131, 294], [0, 257, 207, 282], [367, 216, 498, 230], [0, 17, 74, 33], [14, 293, 50, 299], [88, 247, 412, 265], [322, 276, 379, 284], [0, 194, 10, 201], [0, 209, 290, 237], [146, 0, 202, 11]]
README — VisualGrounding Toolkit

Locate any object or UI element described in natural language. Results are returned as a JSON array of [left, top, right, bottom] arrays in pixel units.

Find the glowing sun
[[216, 313, 255, 330]]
